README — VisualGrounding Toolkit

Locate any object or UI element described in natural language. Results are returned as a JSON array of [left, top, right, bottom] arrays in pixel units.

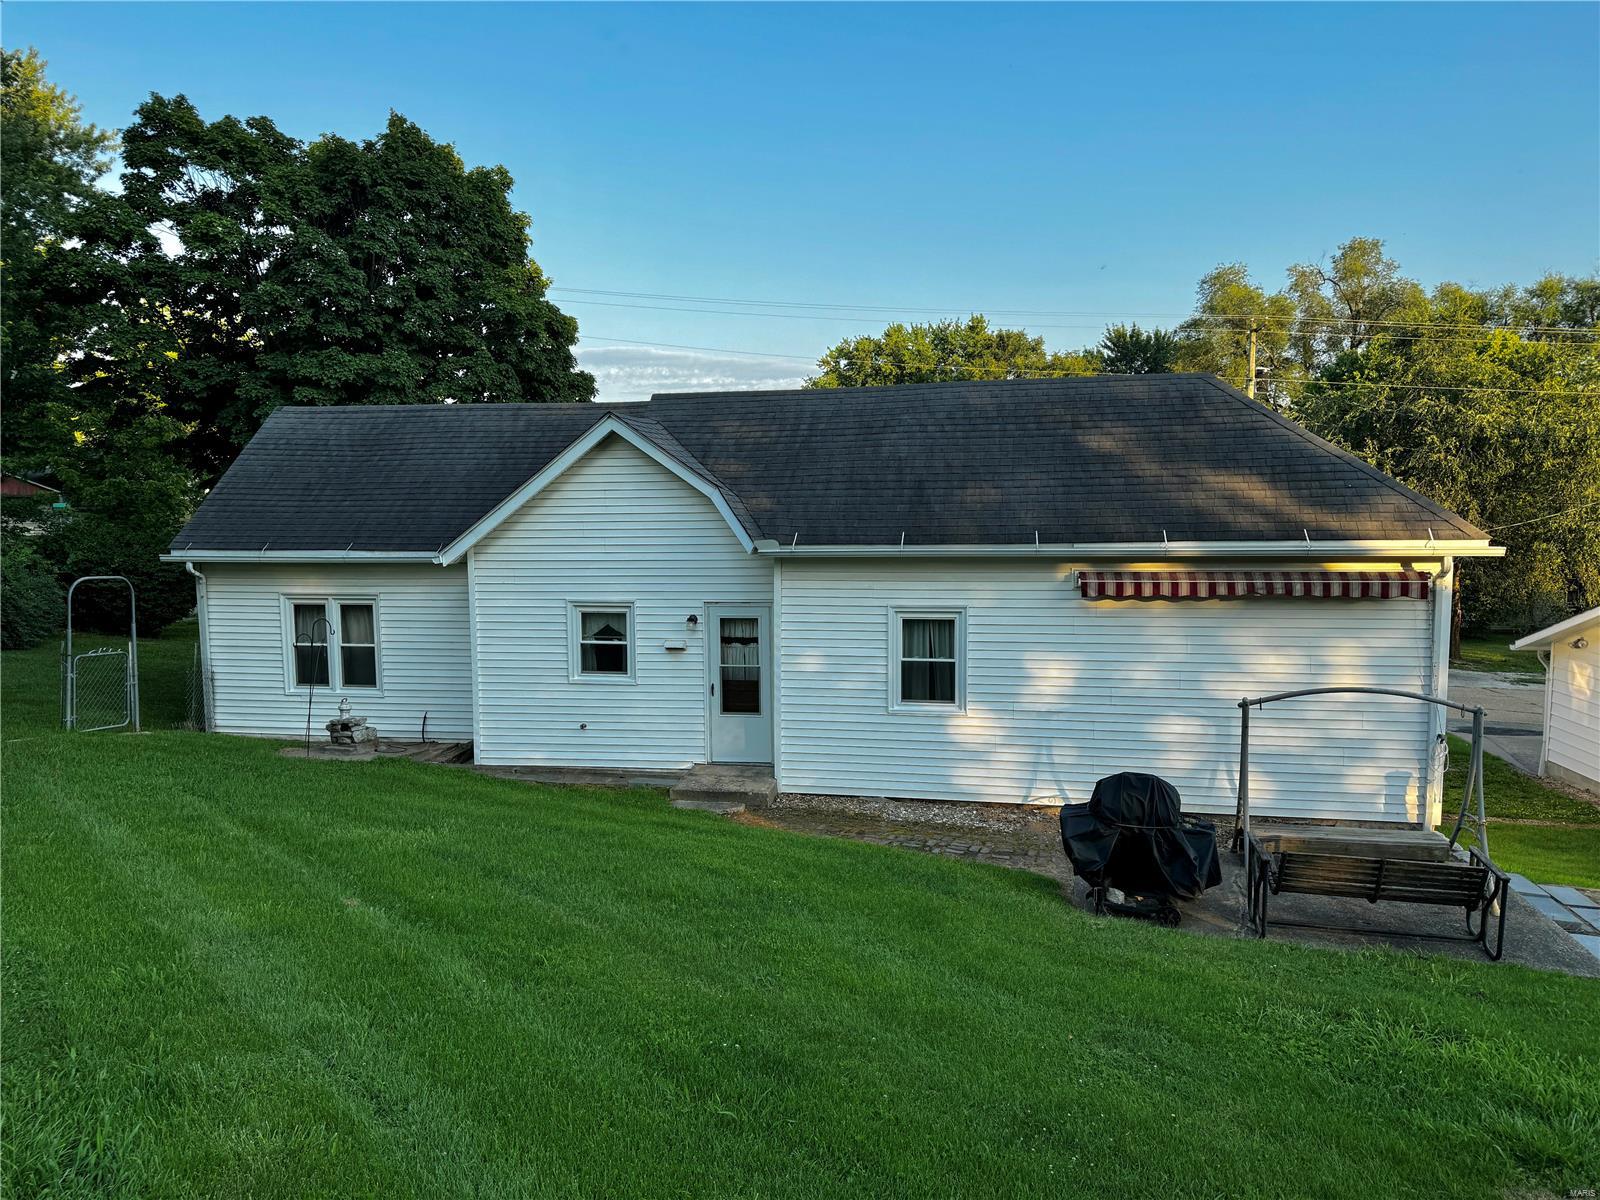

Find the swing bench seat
[[1246, 834, 1509, 960]]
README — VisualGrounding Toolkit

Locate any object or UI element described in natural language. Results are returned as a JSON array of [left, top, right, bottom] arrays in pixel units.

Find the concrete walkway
[[742, 795, 1600, 976], [1446, 668, 1544, 776]]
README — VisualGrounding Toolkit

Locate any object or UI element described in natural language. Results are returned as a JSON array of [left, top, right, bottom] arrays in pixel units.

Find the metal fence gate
[[61, 576, 141, 733]]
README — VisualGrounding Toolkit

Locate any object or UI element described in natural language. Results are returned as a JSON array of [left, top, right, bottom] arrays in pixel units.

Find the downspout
[[1424, 557, 1454, 826], [1536, 648, 1552, 776], [185, 561, 215, 731]]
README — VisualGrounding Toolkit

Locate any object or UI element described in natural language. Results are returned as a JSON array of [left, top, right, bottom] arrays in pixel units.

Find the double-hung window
[[892, 609, 963, 709], [571, 604, 634, 680], [284, 598, 379, 691]]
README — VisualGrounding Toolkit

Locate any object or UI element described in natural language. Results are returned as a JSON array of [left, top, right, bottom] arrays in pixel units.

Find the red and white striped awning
[[1078, 569, 1432, 601]]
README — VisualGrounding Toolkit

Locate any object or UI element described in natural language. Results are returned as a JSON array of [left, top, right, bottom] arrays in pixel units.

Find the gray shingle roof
[[168, 374, 1486, 554]]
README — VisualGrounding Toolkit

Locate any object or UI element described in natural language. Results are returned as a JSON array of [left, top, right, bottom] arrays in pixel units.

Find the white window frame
[[888, 607, 965, 713], [568, 602, 637, 684], [279, 595, 383, 695]]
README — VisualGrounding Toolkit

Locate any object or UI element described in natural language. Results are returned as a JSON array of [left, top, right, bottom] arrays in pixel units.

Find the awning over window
[[1078, 569, 1432, 601]]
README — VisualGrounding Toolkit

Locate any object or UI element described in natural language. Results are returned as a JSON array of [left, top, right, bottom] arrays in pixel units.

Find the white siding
[[470, 435, 771, 768], [201, 563, 472, 739], [1546, 625, 1600, 789], [776, 559, 1440, 822]]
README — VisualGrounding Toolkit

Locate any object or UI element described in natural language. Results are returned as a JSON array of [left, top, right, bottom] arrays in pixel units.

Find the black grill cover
[[1059, 772, 1222, 901]]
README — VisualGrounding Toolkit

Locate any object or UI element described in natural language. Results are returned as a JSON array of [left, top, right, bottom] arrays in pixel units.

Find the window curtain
[[580, 610, 629, 674], [720, 618, 760, 677], [902, 618, 954, 660], [582, 612, 627, 642], [340, 604, 374, 644], [292, 603, 330, 687]]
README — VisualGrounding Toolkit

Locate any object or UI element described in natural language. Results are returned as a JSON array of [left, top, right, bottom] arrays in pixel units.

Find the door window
[[719, 616, 761, 714]]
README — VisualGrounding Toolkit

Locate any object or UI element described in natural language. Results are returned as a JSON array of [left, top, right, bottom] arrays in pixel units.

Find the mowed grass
[[1442, 734, 1600, 889], [1451, 635, 1546, 680], [4, 632, 1600, 1199]]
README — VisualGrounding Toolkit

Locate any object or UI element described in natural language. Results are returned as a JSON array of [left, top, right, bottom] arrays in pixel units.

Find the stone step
[[670, 796, 748, 815]]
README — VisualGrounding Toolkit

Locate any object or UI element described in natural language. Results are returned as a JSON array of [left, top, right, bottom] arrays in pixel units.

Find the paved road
[[1447, 669, 1544, 775]]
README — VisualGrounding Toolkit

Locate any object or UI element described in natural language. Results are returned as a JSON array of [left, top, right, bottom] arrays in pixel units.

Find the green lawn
[[1450, 636, 1545, 680], [1441, 734, 1600, 889], [4, 632, 1599, 1199]]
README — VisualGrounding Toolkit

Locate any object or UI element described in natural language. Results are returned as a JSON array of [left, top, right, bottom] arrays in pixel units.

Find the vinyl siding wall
[[200, 563, 472, 739], [1546, 626, 1600, 789], [470, 435, 771, 768], [775, 558, 1441, 822]]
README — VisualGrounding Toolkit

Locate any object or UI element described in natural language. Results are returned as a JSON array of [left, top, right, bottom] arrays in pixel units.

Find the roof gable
[[436, 413, 756, 563]]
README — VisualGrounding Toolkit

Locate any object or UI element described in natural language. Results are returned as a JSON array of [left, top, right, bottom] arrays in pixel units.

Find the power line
[[576, 337, 1598, 396], [578, 334, 815, 362], [1483, 498, 1600, 533], [556, 294, 1598, 348], [551, 285, 1599, 338], [1292, 377, 1600, 398]]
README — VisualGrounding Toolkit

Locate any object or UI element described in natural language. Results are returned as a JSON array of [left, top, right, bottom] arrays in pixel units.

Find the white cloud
[[577, 344, 810, 404]]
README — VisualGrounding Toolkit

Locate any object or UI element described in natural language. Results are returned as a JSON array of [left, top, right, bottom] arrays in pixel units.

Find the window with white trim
[[571, 604, 634, 680], [284, 597, 379, 690], [892, 610, 963, 708], [338, 603, 378, 687]]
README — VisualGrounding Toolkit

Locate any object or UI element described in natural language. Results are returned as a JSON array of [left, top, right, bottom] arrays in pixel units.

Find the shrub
[[1, 538, 64, 649], [44, 511, 194, 636]]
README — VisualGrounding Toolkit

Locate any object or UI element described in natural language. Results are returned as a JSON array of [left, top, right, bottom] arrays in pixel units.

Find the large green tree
[[106, 95, 594, 482], [1295, 279, 1600, 633], [809, 315, 1098, 388], [0, 48, 129, 467]]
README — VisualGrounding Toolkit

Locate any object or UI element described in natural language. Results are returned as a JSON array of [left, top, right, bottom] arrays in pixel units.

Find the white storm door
[[707, 604, 773, 763]]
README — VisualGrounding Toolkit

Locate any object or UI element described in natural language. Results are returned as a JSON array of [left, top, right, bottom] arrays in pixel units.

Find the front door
[[707, 604, 773, 763]]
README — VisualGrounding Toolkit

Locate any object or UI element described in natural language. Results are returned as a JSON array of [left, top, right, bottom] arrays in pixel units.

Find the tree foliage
[[0, 48, 125, 467], [1294, 281, 1600, 632], [0, 540, 63, 649], [1096, 323, 1182, 374], [809, 316, 1097, 388], [106, 96, 594, 483]]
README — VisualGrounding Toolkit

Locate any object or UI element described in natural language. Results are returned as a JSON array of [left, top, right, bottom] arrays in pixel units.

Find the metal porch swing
[[1234, 688, 1510, 960]]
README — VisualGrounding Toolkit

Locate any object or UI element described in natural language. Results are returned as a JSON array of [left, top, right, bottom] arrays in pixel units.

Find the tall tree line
[[809, 241, 1599, 634], [1, 49, 593, 637]]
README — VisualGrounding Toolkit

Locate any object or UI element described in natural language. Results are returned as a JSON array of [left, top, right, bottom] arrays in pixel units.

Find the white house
[[1511, 607, 1600, 793], [164, 375, 1504, 825]]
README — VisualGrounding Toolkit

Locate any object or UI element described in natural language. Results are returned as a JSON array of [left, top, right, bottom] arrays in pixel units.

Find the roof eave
[[160, 550, 443, 564], [1510, 605, 1600, 651], [753, 538, 1505, 559]]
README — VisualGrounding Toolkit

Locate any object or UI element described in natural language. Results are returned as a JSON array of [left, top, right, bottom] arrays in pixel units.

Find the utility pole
[[1246, 325, 1258, 399]]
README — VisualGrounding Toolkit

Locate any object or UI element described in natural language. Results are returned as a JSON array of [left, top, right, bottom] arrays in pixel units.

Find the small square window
[[893, 611, 963, 709], [574, 606, 632, 678]]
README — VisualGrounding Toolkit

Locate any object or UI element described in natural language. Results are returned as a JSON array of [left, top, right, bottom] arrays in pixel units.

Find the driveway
[[1447, 668, 1545, 775]]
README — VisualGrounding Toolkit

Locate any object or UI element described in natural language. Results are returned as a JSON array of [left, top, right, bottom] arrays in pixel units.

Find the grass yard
[[1451, 635, 1545, 680], [1442, 734, 1600, 889], [4, 631, 1599, 1199]]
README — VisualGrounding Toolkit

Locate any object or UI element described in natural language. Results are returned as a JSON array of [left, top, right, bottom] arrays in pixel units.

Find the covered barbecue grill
[[1059, 772, 1223, 925]]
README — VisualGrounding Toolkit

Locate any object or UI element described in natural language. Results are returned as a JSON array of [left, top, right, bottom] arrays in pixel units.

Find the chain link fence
[[182, 642, 213, 732], [62, 646, 133, 732]]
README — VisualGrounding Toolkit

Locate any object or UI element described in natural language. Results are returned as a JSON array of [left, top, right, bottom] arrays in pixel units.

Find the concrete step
[[668, 763, 777, 811]]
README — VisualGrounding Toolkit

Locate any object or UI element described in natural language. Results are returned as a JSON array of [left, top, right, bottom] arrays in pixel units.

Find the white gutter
[[160, 550, 441, 564], [752, 539, 1504, 559]]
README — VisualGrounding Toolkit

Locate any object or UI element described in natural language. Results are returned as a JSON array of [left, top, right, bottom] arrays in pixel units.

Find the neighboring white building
[[165, 376, 1506, 826], [1512, 607, 1600, 793]]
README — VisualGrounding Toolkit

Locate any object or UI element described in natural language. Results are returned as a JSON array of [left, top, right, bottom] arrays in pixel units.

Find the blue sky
[[9, 2, 1598, 401]]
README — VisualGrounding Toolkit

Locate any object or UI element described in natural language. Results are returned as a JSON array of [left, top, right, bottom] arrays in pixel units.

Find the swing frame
[[1233, 688, 1510, 960]]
